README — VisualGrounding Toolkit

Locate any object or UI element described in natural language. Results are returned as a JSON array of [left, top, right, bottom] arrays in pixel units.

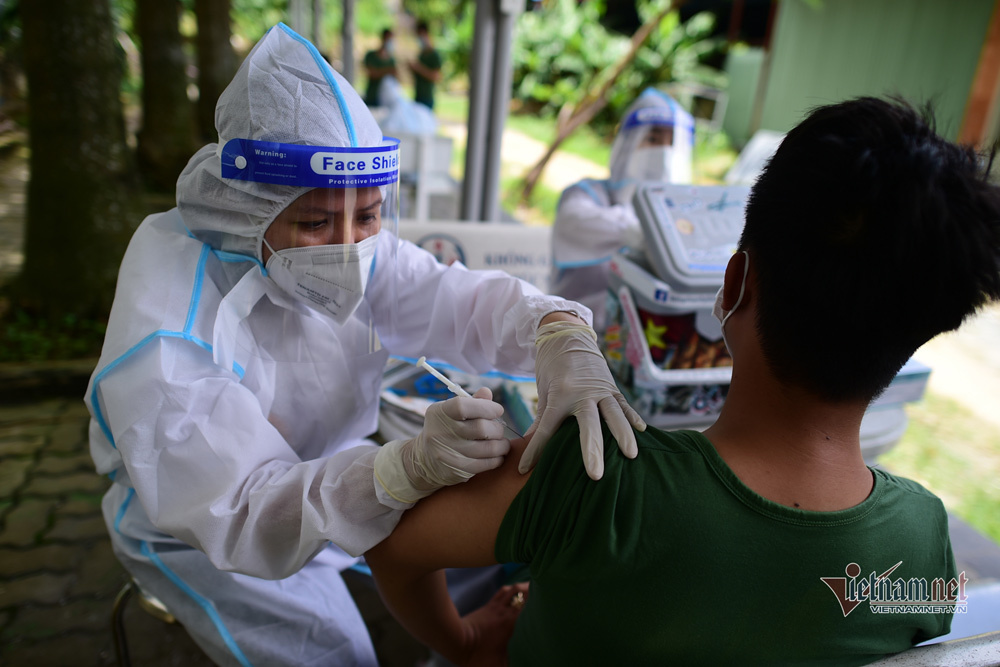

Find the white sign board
[[398, 220, 553, 293]]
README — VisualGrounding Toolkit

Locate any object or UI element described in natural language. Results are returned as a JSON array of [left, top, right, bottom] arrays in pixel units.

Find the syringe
[[416, 356, 523, 439]]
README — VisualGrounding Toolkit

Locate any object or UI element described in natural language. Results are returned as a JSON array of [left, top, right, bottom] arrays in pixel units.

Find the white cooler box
[[603, 183, 930, 462]]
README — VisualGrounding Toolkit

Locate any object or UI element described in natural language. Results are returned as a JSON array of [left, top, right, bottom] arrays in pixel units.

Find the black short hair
[[741, 97, 1000, 402], [381, 28, 393, 41], [416, 21, 430, 34]]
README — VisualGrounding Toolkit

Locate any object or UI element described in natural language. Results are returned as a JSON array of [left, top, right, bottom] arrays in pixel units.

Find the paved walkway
[[0, 392, 428, 666], [0, 397, 217, 665]]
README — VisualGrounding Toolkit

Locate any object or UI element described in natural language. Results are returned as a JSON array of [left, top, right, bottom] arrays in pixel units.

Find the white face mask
[[712, 251, 749, 356], [625, 146, 674, 183], [264, 234, 379, 325]]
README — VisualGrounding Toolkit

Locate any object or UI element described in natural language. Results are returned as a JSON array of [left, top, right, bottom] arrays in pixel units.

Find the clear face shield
[[221, 137, 400, 352], [611, 106, 694, 205]]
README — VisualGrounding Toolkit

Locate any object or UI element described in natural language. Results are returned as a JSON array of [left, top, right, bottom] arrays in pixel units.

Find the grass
[[504, 113, 613, 167], [433, 91, 469, 125], [880, 392, 1000, 546]]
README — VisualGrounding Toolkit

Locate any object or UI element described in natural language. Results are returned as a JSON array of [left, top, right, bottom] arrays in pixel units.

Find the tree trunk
[[520, 0, 683, 203], [17, 0, 145, 320], [136, 0, 197, 191], [194, 0, 236, 142], [0, 17, 26, 118]]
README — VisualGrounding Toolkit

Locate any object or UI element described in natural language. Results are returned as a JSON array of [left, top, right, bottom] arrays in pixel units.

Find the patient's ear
[[722, 251, 751, 311]]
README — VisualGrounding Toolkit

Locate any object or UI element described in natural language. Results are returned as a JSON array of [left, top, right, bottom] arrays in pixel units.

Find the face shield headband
[[218, 137, 401, 349], [221, 137, 400, 189], [622, 107, 694, 140]]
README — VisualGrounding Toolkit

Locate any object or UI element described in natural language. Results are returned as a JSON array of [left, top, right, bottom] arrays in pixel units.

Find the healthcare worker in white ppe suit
[[85, 23, 645, 667], [550, 88, 694, 333]]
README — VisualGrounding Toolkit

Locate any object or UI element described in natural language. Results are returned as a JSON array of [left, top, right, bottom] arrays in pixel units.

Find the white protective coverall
[[85, 25, 587, 666], [551, 88, 694, 332]]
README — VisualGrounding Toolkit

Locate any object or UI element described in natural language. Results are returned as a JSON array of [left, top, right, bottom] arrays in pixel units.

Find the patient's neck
[[704, 366, 873, 512]]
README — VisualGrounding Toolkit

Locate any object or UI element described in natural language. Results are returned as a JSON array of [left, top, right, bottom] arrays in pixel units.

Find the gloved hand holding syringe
[[373, 357, 522, 504], [415, 357, 523, 439]]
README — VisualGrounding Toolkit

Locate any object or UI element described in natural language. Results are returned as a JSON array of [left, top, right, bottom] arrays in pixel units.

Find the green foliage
[[502, 174, 561, 225], [231, 0, 288, 44], [509, 0, 727, 135], [434, 2, 475, 84], [0, 308, 106, 362], [880, 393, 1000, 546], [504, 111, 612, 166], [403, 0, 468, 25]]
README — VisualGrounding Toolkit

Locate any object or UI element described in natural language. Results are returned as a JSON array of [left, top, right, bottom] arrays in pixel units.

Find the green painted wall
[[723, 46, 766, 145], [758, 0, 993, 140]]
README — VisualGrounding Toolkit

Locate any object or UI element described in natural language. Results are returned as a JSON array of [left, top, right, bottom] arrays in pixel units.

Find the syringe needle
[[415, 357, 523, 439]]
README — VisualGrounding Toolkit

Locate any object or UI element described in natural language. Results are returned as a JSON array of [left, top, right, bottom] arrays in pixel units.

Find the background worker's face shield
[[221, 137, 400, 345], [609, 90, 696, 205], [619, 106, 693, 184]]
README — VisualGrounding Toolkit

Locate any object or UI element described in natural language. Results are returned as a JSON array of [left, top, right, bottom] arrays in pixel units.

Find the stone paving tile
[[0, 458, 32, 498], [0, 423, 50, 445], [57, 495, 105, 517], [0, 572, 75, 607], [71, 541, 126, 597], [0, 544, 82, 577], [0, 498, 57, 547], [0, 433, 46, 457], [114, 602, 217, 666], [22, 472, 110, 497], [45, 515, 109, 542], [63, 400, 91, 418], [0, 398, 68, 424], [45, 420, 89, 454], [36, 452, 97, 475], [2, 597, 113, 642], [2, 631, 117, 667]]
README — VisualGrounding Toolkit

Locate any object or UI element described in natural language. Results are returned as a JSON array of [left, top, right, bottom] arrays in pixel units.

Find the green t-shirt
[[363, 50, 396, 107], [495, 422, 956, 666], [414, 47, 442, 109]]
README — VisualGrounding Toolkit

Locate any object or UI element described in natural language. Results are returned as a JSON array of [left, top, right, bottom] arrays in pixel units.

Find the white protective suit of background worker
[[85, 23, 644, 666], [550, 88, 694, 332]]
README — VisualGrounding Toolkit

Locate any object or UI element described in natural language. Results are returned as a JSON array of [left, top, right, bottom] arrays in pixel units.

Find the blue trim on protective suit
[[114, 487, 135, 533], [276, 22, 357, 148], [390, 355, 535, 383], [553, 254, 614, 269], [213, 247, 264, 267], [185, 246, 210, 333], [575, 179, 606, 206], [108, 381, 253, 667], [139, 541, 254, 667], [91, 242, 248, 447], [91, 329, 216, 447]]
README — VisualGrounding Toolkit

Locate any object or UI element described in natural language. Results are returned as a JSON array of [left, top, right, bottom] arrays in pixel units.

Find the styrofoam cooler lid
[[633, 183, 751, 291]]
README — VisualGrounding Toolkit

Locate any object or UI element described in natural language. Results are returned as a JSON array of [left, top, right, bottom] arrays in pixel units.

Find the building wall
[[757, 0, 994, 140]]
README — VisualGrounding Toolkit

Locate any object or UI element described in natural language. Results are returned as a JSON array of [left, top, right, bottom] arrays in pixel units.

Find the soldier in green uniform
[[363, 28, 398, 107], [408, 21, 442, 110]]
